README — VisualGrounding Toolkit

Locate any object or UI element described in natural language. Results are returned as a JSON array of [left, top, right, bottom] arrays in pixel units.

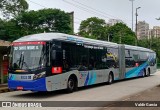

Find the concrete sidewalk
[[0, 83, 9, 93], [101, 85, 160, 110]]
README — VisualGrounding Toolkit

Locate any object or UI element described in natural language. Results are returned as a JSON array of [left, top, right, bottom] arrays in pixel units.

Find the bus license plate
[[17, 86, 23, 90], [21, 75, 31, 80]]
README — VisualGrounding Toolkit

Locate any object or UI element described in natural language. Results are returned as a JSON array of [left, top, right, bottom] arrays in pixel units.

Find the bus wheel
[[146, 69, 150, 77], [142, 70, 145, 77], [108, 73, 114, 85], [67, 77, 76, 93]]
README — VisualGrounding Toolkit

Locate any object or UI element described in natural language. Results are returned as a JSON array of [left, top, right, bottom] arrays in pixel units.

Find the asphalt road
[[1, 71, 160, 110]]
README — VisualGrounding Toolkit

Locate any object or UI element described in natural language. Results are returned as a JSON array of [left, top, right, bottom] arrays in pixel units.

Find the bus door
[[51, 41, 63, 73], [50, 41, 63, 89], [118, 44, 125, 79]]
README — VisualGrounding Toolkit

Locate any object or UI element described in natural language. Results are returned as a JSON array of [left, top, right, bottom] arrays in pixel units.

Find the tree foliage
[[0, 19, 21, 41], [137, 39, 150, 48], [138, 38, 160, 63], [79, 17, 107, 40], [108, 23, 136, 45], [16, 8, 72, 36], [152, 38, 160, 63], [78, 17, 136, 45], [0, 0, 28, 19], [0, 8, 72, 41]]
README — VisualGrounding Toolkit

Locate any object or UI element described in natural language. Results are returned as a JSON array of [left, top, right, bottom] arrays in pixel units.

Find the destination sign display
[[84, 45, 103, 50], [14, 45, 41, 51]]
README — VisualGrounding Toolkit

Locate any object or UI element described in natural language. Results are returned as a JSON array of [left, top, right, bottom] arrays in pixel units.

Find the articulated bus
[[8, 33, 157, 92]]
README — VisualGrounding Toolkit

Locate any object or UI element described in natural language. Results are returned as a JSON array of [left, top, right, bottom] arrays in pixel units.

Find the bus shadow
[[11, 89, 68, 98], [113, 75, 154, 84], [11, 75, 154, 98], [77, 75, 154, 92]]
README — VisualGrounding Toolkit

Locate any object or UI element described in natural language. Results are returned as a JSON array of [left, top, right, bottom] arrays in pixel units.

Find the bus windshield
[[9, 42, 46, 70]]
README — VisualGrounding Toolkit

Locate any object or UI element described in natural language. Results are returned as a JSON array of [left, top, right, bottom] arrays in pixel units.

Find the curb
[[0, 87, 10, 93]]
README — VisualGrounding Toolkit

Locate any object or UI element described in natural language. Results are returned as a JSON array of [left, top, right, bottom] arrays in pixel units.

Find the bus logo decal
[[84, 72, 89, 86], [9, 74, 16, 80]]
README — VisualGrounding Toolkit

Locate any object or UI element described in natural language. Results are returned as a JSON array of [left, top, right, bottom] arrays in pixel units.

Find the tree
[[138, 38, 150, 48], [79, 17, 108, 40], [0, 19, 21, 41], [0, 19, 6, 38], [0, 0, 28, 20], [16, 8, 72, 36], [108, 23, 136, 45], [0, 8, 72, 41], [79, 18, 136, 45], [149, 38, 160, 63], [138, 37, 160, 63]]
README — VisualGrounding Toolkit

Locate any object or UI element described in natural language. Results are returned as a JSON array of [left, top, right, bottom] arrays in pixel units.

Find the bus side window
[[63, 59, 69, 71]]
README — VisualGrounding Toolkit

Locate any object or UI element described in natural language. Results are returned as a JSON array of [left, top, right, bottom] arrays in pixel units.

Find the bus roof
[[13, 32, 154, 52], [14, 33, 118, 48], [125, 45, 154, 52]]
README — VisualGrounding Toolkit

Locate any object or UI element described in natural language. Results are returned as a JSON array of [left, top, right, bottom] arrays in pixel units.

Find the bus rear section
[[124, 45, 157, 79]]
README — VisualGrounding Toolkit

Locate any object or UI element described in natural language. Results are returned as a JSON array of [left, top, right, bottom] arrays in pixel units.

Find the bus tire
[[108, 72, 114, 85], [142, 69, 146, 77], [67, 75, 77, 93], [146, 68, 150, 77]]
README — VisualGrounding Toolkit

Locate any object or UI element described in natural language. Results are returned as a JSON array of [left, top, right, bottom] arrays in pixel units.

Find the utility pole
[[68, 11, 74, 34], [119, 32, 122, 44], [129, 0, 135, 31], [135, 7, 141, 46], [149, 30, 152, 49], [108, 34, 110, 42]]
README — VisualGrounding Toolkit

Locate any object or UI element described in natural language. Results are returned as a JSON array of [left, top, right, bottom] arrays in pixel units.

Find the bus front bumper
[[8, 78, 47, 91]]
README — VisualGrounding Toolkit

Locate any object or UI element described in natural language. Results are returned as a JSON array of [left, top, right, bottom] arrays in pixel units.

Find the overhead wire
[[62, 0, 112, 19], [27, 0, 81, 25], [71, 0, 120, 20], [68, 0, 134, 24], [27, 0, 46, 8], [27, 0, 133, 28]]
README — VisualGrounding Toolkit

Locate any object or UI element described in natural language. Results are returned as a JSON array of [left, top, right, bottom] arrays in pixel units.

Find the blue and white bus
[[8, 33, 157, 92]]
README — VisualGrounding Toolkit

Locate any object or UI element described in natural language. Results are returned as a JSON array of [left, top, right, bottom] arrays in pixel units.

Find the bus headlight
[[33, 72, 46, 80]]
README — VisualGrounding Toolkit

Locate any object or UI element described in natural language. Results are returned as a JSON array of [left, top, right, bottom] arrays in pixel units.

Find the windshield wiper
[[23, 61, 32, 73], [39, 48, 46, 67], [20, 53, 32, 73], [14, 52, 24, 69], [15, 52, 32, 73]]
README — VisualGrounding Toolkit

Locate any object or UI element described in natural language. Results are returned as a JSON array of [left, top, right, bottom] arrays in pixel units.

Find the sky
[[27, 0, 160, 33]]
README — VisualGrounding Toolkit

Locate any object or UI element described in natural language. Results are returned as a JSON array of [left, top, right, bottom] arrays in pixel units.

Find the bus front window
[[9, 42, 46, 71]]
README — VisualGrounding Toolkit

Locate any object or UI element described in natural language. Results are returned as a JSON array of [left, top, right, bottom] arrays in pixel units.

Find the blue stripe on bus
[[114, 77, 119, 80], [84, 72, 89, 86], [125, 62, 148, 78], [8, 77, 47, 91], [88, 71, 97, 85], [91, 71, 97, 84], [84, 71, 97, 86], [88, 72, 92, 85]]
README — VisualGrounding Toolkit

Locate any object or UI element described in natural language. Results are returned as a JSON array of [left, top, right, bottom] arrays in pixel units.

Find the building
[[152, 26, 160, 38], [107, 19, 124, 26], [136, 21, 149, 39], [148, 29, 153, 39], [147, 26, 160, 39]]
